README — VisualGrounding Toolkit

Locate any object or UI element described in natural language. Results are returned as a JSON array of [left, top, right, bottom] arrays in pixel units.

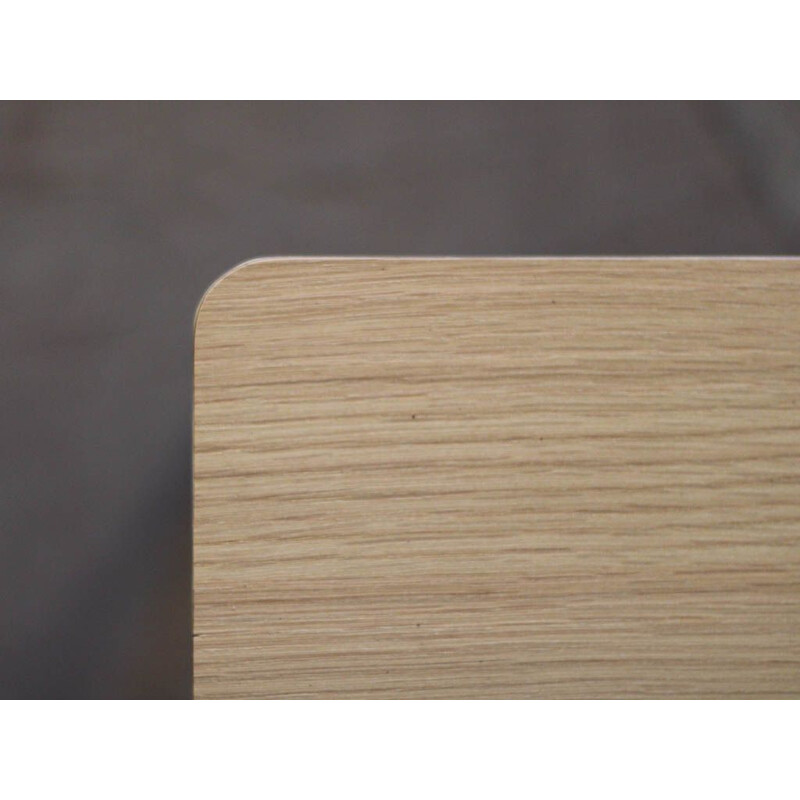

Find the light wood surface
[[193, 257, 800, 698]]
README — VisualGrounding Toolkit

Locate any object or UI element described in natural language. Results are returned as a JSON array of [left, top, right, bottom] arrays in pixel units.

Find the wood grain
[[193, 258, 800, 698]]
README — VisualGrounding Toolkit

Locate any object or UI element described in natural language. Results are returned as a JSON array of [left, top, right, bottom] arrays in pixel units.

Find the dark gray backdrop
[[2, 101, 798, 697]]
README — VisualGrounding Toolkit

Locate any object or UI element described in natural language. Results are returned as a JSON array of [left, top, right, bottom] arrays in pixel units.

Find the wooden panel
[[193, 258, 800, 698]]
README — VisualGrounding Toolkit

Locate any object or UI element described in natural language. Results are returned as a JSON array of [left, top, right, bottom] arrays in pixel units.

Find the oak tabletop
[[193, 257, 800, 698]]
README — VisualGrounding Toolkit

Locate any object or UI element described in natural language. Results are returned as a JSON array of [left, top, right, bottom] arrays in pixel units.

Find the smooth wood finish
[[193, 258, 800, 698]]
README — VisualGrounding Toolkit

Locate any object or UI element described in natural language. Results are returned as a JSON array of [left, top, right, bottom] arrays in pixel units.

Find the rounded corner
[[193, 257, 272, 336]]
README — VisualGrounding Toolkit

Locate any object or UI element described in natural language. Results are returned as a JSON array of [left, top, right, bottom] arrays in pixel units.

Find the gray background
[[1, 101, 798, 698]]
